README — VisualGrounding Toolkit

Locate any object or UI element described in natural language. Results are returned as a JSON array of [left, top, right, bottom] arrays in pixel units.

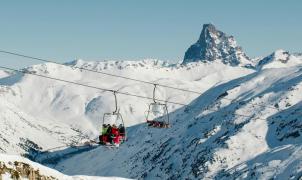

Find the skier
[[118, 124, 126, 142], [102, 124, 109, 135], [99, 124, 109, 144], [153, 121, 160, 128], [147, 120, 156, 127], [110, 124, 120, 146]]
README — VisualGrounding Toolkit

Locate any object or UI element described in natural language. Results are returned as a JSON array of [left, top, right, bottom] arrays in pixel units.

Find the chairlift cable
[[153, 84, 157, 103], [0, 66, 186, 106], [0, 65, 283, 153], [0, 65, 279, 122], [0, 50, 279, 111]]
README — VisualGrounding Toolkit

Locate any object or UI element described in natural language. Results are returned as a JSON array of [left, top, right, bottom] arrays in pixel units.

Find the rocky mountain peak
[[183, 24, 250, 66], [198, 23, 219, 42]]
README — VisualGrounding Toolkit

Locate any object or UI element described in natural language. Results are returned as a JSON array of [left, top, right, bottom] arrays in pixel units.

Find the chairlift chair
[[146, 84, 170, 128], [101, 91, 126, 144]]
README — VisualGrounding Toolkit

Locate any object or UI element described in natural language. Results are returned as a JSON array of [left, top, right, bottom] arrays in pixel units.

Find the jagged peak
[[199, 24, 217, 38], [183, 24, 250, 66]]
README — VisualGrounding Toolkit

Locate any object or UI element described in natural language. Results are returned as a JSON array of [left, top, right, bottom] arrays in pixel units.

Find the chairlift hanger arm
[[112, 90, 118, 114], [153, 84, 157, 103]]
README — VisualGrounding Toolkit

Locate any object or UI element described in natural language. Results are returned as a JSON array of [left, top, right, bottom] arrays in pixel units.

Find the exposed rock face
[[183, 24, 250, 66], [0, 161, 56, 180]]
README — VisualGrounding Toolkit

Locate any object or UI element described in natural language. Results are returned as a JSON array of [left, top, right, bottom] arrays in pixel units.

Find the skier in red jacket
[[110, 124, 120, 146]]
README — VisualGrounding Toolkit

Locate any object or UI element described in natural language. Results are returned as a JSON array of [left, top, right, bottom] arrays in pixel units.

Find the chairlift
[[146, 84, 170, 128], [100, 91, 126, 145]]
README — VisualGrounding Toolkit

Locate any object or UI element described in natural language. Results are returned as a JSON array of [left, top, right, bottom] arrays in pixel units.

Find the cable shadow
[[26, 144, 99, 167]]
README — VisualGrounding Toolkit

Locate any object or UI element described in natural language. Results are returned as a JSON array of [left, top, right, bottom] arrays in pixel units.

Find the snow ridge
[[257, 49, 302, 69]]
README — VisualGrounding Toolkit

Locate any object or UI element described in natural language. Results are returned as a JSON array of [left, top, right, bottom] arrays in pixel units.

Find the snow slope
[[0, 154, 131, 180], [51, 64, 302, 179], [0, 96, 88, 156], [0, 60, 252, 150], [0, 70, 10, 78], [1, 57, 302, 179], [0, 59, 255, 179], [257, 49, 302, 69]]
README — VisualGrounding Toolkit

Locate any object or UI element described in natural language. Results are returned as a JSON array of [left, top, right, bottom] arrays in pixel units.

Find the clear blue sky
[[0, 0, 301, 68]]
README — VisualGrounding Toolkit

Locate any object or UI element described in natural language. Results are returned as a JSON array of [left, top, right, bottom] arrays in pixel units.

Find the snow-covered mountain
[[0, 60, 252, 156], [51, 64, 302, 180], [183, 24, 251, 66], [1, 24, 302, 179]]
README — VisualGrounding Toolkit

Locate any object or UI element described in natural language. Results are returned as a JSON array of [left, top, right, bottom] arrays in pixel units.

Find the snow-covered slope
[[0, 60, 252, 145], [53, 65, 302, 179], [0, 154, 131, 180], [257, 49, 302, 69], [0, 96, 87, 157], [1, 58, 302, 179], [0, 70, 10, 78], [0, 59, 254, 178]]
